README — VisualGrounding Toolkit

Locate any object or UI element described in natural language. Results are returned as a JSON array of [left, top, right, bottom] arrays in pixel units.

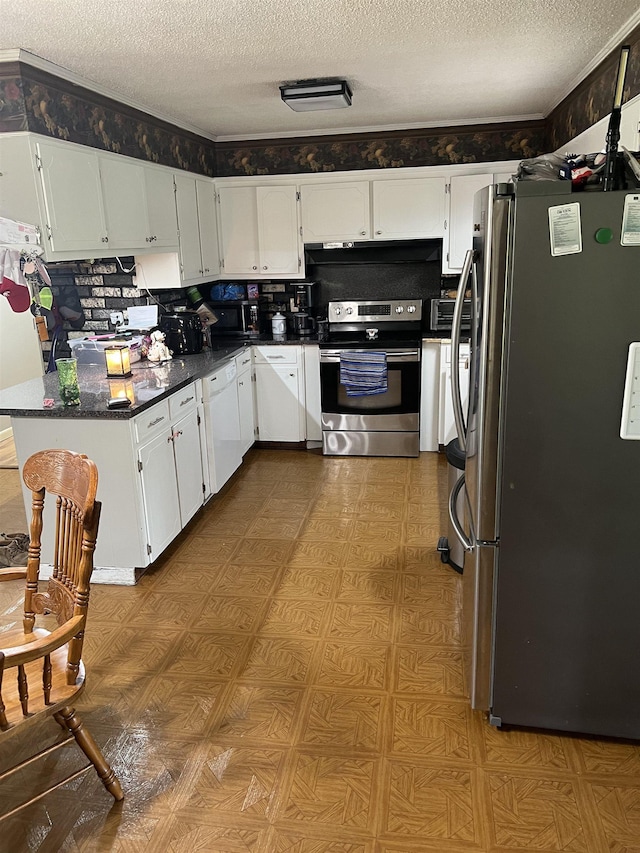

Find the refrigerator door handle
[[451, 249, 474, 451], [449, 472, 474, 551]]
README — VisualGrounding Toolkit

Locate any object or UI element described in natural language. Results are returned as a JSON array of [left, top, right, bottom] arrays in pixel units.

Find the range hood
[[305, 239, 441, 265]]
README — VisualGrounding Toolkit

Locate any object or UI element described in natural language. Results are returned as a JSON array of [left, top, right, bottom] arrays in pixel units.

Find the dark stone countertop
[[0, 345, 248, 420]]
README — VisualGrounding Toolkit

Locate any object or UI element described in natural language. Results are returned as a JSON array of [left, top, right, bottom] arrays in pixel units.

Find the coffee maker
[[293, 284, 314, 312]]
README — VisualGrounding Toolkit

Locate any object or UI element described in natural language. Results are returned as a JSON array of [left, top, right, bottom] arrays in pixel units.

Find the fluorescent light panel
[[280, 80, 352, 111]]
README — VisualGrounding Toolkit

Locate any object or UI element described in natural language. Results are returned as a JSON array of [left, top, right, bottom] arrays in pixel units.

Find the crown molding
[[215, 114, 546, 143], [546, 9, 640, 114], [0, 48, 219, 142]]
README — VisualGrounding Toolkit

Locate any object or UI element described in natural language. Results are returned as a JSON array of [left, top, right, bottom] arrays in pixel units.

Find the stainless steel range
[[319, 299, 422, 457]]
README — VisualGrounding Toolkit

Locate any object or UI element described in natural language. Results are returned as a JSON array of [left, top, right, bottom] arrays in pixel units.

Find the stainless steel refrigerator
[[449, 180, 640, 738]]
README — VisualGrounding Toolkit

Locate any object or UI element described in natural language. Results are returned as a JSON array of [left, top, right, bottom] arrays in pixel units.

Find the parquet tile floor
[[1, 448, 640, 852]]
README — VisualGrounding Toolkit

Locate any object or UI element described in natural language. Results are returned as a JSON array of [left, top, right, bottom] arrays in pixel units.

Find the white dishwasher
[[202, 360, 243, 494]]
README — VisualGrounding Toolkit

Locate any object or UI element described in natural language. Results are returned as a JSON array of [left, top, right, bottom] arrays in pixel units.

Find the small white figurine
[[147, 330, 173, 363]]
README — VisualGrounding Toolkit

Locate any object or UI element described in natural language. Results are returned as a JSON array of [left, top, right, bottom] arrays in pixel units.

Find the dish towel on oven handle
[[339, 350, 388, 397]]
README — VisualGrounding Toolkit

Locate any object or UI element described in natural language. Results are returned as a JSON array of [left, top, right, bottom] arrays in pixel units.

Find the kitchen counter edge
[[0, 345, 249, 420]]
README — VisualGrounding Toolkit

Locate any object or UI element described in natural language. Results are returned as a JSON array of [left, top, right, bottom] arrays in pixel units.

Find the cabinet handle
[[360, 231, 366, 236], [289, 373, 294, 377], [180, 395, 194, 406], [262, 266, 268, 270], [204, 267, 209, 273], [102, 236, 108, 243], [210, 376, 217, 381], [252, 265, 258, 270], [376, 230, 382, 235], [239, 381, 244, 386], [242, 358, 250, 365], [148, 416, 165, 428], [152, 235, 157, 241], [267, 355, 286, 359]]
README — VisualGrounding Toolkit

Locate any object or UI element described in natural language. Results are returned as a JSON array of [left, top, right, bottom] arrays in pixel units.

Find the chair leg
[[56, 706, 124, 801]]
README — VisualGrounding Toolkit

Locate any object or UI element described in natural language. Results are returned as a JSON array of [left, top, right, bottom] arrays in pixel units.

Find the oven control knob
[[334, 307, 341, 315], [407, 305, 416, 313], [395, 306, 404, 314], [346, 307, 353, 315]]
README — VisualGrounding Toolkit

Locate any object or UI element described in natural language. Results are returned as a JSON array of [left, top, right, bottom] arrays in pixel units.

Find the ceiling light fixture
[[280, 79, 352, 112]]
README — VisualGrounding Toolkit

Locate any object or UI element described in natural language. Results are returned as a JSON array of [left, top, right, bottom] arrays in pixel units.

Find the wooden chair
[[0, 449, 123, 821]]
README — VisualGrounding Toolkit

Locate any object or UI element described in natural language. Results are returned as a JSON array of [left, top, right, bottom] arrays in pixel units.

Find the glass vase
[[56, 357, 80, 407]]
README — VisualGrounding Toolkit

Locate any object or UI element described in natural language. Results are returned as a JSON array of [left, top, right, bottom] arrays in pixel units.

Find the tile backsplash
[[39, 258, 183, 362]]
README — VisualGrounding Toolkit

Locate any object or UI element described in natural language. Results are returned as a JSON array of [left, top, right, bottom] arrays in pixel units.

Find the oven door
[[320, 347, 420, 423]]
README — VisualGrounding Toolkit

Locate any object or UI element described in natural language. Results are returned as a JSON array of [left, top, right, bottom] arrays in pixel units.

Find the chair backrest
[[21, 449, 100, 684]]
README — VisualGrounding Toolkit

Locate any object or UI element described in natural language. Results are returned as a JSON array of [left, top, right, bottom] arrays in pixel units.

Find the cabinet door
[[300, 182, 371, 242], [445, 174, 493, 273], [218, 186, 260, 274], [439, 343, 470, 446], [303, 344, 322, 442], [237, 367, 256, 454], [255, 364, 304, 442], [144, 166, 178, 248], [372, 178, 445, 240], [99, 154, 148, 249], [257, 185, 300, 275], [196, 178, 220, 277], [36, 139, 107, 253], [137, 429, 182, 560], [175, 173, 204, 281], [420, 341, 440, 451], [172, 408, 205, 526]]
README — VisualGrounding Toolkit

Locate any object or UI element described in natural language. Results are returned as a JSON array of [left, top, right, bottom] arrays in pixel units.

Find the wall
[[2, 27, 639, 178], [546, 23, 640, 151], [0, 295, 43, 439]]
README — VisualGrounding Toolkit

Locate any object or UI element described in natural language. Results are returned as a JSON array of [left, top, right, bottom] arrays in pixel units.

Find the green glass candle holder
[[56, 357, 80, 407]]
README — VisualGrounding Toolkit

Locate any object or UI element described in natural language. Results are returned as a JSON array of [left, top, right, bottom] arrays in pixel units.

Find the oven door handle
[[320, 350, 419, 363]]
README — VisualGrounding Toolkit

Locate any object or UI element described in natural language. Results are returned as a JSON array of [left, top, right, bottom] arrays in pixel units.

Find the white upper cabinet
[[174, 173, 220, 284], [99, 154, 149, 250], [218, 185, 302, 278], [257, 186, 301, 275], [196, 177, 221, 278], [300, 182, 371, 243], [444, 173, 493, 274], [372, 177, 446, 240], [218, 185, 260, 274], [143, 166, 179, 248], [99, 154, 179, 252], [36, 138, 107, 254]]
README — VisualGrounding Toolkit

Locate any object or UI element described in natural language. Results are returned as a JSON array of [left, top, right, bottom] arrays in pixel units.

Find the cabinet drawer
[[133, 400, 171, 443], [253, 346, 300, 365], [235, 351, 253, 374], [168, 383, 198, 420]]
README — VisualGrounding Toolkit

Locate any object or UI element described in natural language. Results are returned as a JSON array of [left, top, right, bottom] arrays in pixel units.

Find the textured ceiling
[[1, 0, 639, 140]]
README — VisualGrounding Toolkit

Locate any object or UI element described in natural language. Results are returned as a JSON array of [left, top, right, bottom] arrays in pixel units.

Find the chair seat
[[1, 638, 86, 740]]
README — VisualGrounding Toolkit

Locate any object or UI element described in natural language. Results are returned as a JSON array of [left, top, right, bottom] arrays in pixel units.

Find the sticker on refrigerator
[[621, 195, 640, 245], [548, 203, 582, 256]]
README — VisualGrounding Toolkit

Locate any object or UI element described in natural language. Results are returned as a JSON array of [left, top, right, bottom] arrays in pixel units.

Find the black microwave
[[208, 300, 266, 338], [430, 298, 471, 331]]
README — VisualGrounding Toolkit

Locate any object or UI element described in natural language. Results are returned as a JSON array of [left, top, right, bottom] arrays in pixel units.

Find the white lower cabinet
[[136, 382, 206, 559], [202, 361, 243, 492], [439, 341, 470, 446], [254, 346, 305, 442], [137, 425, 182, 561], [420, 341, 441, 451], [235, 351, 256, 455], [303, 344, 322, 443]]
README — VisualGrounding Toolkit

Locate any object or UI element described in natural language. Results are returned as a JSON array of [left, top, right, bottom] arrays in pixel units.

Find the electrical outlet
[[110, 311, 124, 326]]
